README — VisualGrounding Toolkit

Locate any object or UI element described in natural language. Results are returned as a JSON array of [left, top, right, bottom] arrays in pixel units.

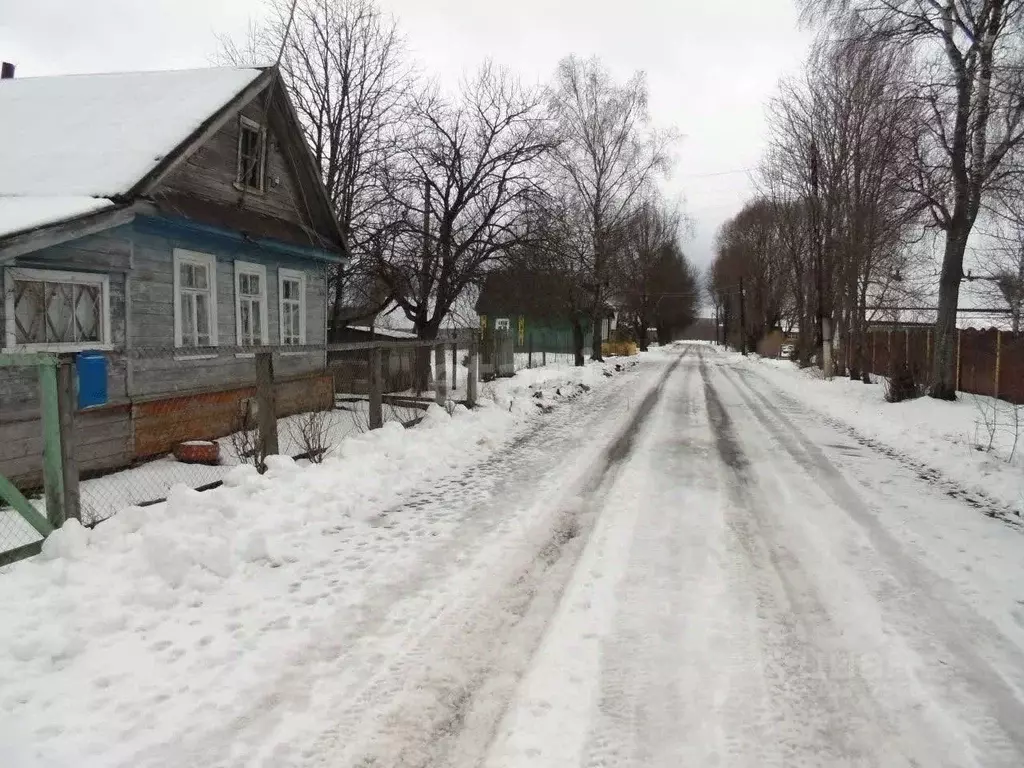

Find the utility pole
[[810, 140, 832, 378], [738, 277, 748, 356]]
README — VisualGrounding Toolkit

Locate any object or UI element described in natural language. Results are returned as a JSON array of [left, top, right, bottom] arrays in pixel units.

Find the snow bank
[[734, 351, 1024, 515], [0, 357, 636, 767]]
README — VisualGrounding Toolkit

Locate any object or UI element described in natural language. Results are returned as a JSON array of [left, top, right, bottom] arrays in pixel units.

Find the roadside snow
[[0, 357, 637, 767], [733, 350, 1024, 515]]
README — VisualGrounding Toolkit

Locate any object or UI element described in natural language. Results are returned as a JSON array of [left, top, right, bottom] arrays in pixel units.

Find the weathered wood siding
[[0, 232, 135, 486], [127, 225, 327, 398], [1, 221, 329, 489], [156, 101, 307, 227]]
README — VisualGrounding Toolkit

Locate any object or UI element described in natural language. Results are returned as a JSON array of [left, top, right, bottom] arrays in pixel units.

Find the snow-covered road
[[6, 344, 1024, 767], [488, 345, 1024, 768]]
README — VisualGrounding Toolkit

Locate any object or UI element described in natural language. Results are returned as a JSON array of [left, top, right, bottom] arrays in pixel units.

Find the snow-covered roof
[[0, 67, 263, 198], [0, 196, 114, 239]]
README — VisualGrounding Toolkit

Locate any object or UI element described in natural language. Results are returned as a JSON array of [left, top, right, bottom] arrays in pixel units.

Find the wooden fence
[[859, 328, 1024, 404]]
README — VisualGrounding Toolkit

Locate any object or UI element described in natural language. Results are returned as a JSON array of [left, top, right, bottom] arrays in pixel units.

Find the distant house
[[0, 66, 347, 487], [475, 270, 614, 355]]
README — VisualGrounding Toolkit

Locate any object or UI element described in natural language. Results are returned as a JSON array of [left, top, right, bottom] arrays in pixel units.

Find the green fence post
[[38, 357, 66, 528]]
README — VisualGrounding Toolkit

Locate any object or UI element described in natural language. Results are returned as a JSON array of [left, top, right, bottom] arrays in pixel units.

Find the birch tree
[[547, 55, 673, 361], [801, 0, 1024, 397]]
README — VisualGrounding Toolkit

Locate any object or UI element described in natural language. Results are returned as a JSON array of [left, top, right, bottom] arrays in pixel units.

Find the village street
[[7, 344, 1022, 767]]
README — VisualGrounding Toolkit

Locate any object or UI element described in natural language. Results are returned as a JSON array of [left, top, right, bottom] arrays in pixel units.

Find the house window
[[278, 268, 306, 345], [173, 250, 218, 348], [3, 268, 110, 351], [237, 116, 266, 191], [495, 318, 511, 331], [235, 261, 268, 346]]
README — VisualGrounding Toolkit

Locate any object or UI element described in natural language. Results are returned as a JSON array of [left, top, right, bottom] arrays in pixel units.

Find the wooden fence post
[[905, 329, 910, 363], [955, 330, 963, 392], [528, 334, 534, 369], [38, 358, 65, 528], [887, 330, 893, 375], [995, 330, 1002, 399], [254, 352, 279, 459], [466, 336, 479, 408], [926, 329, 932, 370], [369, 347, 383, 430], [451, 342, 458, 393], [435, 344, 448, 405], [56, 360, 81, 522], [870, 331, 875, 373]]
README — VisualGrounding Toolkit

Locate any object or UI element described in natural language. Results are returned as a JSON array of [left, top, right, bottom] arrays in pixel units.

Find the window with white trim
[[278, 268, 306, 345], [173, 250, 218, 348], [3, 267, 110, 351], [235, 261, 268, 346], [495, 317, 511, 331], [237, 116, 266, 191]]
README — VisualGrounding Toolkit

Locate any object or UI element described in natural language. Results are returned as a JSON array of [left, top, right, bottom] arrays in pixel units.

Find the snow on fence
[[859, 328, 1024, 404]]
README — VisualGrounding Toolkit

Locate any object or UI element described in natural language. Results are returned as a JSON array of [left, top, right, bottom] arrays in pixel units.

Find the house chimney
[[1, 62, 14, 79]]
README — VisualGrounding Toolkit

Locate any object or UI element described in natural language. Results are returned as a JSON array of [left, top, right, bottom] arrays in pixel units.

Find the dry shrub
[[288, 408, 333, 463], [885, 364, 925, 403]]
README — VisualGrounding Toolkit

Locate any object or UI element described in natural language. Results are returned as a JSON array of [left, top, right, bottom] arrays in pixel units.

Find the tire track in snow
[[298, 350, 690, 767], [699, 349, 928, 766], [715, 353, 1024, 766], [575, 357, 718, 767], [127, 357, 666, 768]]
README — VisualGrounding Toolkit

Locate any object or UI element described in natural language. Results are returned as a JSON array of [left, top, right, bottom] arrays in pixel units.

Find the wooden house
[[0, 66, 347, 488], [474, 270, 614, 356]]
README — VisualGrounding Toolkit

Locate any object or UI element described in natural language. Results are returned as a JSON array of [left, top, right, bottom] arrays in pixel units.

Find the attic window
[[237, 116, 266, 191]]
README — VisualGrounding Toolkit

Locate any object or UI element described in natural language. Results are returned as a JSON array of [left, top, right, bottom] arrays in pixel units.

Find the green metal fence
[[0, 353, 73, 567]]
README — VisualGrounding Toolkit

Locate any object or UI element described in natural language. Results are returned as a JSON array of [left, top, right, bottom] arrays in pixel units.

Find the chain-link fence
[[0, 326, 602, 545], [0, 336, 482, 530]]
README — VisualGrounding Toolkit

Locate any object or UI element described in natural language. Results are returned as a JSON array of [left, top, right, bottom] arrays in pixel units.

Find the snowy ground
[[4, 344, 1024, 766], [732, 349, 1024, 517], [0, 354, 645, 767]]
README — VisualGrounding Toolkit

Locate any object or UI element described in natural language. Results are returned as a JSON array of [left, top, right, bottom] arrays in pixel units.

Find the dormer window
[[237, 116, 266, 191]]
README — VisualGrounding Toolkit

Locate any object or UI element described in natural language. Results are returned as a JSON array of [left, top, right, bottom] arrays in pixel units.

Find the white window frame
[[172, 249, 219, 349], [278, 268, 307, 346], [234, 261, 269, 347], [3, 267, 112, 352], [236, 115, 267, 192], [495, 317, 511, 331]]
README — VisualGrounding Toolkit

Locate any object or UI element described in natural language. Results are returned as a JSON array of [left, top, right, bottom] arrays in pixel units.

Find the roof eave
[[0, 204, 135, 263]]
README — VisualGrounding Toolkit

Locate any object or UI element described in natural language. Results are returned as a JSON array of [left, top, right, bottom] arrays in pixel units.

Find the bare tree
[[801, 0, 1024, 397], [614, 200, 680, 351], [376, 63, 554, 384], [219, 0, 413, 337], [976, 189, 1024, 331], [547, 55, 674, 361], [650, 243, 700, 345], [762, 26, 922, 378]]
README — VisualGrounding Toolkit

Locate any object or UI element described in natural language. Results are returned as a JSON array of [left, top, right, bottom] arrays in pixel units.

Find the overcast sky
[[0, 0, 812, 271]]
